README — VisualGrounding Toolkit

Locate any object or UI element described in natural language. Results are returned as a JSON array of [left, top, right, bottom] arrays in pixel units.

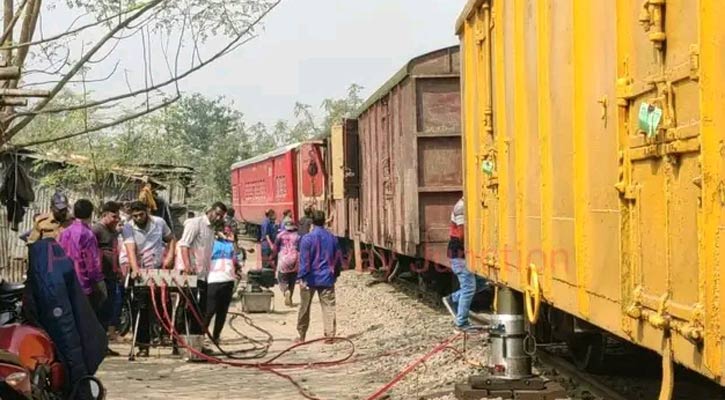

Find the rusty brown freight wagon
[[329, 46, 462, 275]]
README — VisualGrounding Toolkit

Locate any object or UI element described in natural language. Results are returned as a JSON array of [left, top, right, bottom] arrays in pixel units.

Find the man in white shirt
[[122, 201, 176, 357], [177, 202, 227, 344]]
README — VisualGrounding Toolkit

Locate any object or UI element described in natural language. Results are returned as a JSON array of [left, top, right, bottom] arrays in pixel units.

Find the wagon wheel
[[567, 332, 606, 372]]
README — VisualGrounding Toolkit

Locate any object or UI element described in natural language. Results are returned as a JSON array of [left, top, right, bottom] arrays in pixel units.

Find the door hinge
[[616, 76, 634, 107], [639, 0, 667, 51], [689, 45, 699, 80], [615, 182, 638, 200]]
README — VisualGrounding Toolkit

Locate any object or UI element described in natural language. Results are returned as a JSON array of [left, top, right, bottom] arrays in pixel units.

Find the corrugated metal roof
[[0, 182, 54, 282], [351, 46, 460, 119], [230, 140, 324, 170], [0, 153, 192, 281]]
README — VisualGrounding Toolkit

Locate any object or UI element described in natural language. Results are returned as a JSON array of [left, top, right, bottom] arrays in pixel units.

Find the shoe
[[201, 346, 214, 356], [454, 323, 486, 334], [442, 296, 456, 318], [136, 348, 150, 358], [294, 336, 306, 344], [106, 347, 120, 357], [284, 290, 292, 307]]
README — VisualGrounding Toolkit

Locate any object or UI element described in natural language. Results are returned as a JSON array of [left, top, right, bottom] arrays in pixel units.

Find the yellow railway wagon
[[457, 0, 725, 388]]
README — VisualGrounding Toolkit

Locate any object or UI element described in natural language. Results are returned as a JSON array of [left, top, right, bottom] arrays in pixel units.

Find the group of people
[[259, 207, 310, 306], [259, 206, 342, 342], [23, 189, 246, 359], [24, 194, 125, 355], [25, 187, 344, 360], [119, 199, 244, 356], [261, 198, 485, 335], [17, 185, 480, 400]]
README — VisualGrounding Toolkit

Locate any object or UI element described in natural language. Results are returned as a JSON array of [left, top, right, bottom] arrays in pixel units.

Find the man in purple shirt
[[58, 199, 107, 313], [296, 210, 342, 343]]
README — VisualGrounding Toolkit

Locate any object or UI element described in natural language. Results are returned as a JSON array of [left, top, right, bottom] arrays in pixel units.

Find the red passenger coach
[[230, 141, 326, 228]]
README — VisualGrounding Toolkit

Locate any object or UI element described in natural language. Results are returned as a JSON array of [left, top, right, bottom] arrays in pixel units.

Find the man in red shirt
[[442, 197, 488, 331]]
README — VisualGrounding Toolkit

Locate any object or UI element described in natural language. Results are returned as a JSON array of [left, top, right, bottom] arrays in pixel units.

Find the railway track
[[535, 346, 630, 400]]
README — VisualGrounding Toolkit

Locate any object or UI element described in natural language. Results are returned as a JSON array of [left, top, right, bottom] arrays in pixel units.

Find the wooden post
[[0, 97, 27, 106], [354, 236, 363, 273], [0, 67, 20, 81], [0, 65, 20, 80], [0, 88, 49, 97], [3, 0, 13, 65]]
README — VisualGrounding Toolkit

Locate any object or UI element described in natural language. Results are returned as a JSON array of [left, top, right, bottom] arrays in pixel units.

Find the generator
[[239, 268, 275, 313]]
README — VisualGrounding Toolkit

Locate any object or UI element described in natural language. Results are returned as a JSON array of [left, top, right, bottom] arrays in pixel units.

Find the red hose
[[149, 280, 463, 400], [148, 281, 356, 400], [364, 332, 463, 400], [153, 282, 323, 399], [168, 278, 356, 369]]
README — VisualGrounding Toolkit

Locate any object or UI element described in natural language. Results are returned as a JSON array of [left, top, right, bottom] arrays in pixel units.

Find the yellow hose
[[493, 285, 498, 314], [658, 334, 674, 400]]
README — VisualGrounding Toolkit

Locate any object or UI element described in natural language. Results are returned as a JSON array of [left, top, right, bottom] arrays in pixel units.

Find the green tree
[[161, 93, 251, 205], [248, 122, 277, 154], [263, 83, 365, 147], [23, 91, 250, 207], [319, 83, 364, 137], [287, 102, 320, 141]]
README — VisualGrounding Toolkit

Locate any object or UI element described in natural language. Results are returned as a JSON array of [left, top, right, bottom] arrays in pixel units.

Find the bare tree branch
[[21, 46, 71, 76], [140, 24, 150, 108], [86, 34, 123, 65], [174, 11, 188, 81], [1, 0, 164, 143], [145, 25, 154, 87], [5, 0, 279, 122], [0, 4, 141, 51], [19, 59, 120, 88], [11, 95, 179, 148]]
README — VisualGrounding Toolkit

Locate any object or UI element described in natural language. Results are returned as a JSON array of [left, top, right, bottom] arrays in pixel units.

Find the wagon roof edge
[[455, 0, 487, 34], [351, 45, 460, 119], [230, 140, 323, 171]]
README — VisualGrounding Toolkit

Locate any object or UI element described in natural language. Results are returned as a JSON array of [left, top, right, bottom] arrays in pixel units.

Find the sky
[[165, 0, 466, 125], [31, 1, 466, 127]]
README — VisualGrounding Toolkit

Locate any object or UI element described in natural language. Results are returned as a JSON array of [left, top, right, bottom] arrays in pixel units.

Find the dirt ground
[[96, 242, 489, 400]]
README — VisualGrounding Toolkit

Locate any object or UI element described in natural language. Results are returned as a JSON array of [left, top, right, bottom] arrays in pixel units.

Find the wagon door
[[344, 119, 361, 236], [616, 0, 704, 355], [460, 1, 496, 276]]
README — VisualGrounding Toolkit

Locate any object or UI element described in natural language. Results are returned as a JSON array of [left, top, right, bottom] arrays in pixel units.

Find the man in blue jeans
[[442, 197, 488, 331]]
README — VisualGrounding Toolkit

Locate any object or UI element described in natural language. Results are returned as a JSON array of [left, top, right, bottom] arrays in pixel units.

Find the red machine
[[230, 141, 326, 227], [0, 324, 65, 393], [0, 349, 32, 399]]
